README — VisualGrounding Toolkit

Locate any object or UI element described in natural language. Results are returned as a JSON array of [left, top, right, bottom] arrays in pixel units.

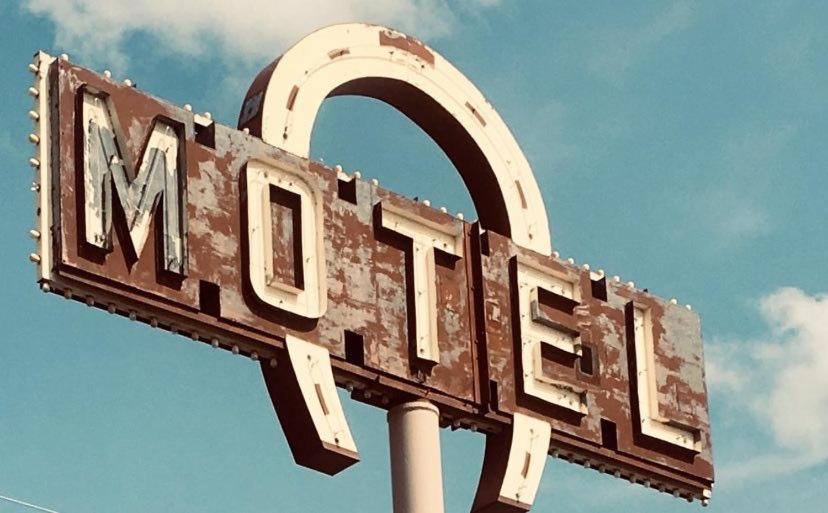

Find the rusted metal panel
[[51, 60, 477, 408], [56, 64, 199, 307], [34, 54, 713, 504], [479, 229, 713, 495]]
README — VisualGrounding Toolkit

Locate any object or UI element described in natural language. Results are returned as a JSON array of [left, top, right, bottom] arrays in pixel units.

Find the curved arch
[[239, 23, 551, 255]]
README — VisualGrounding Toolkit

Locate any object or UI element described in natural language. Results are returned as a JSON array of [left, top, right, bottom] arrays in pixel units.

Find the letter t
[[379, 203, 464, 366]]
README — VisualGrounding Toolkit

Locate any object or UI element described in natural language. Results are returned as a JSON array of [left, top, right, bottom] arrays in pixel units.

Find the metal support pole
[[388, 400, 445, 513]]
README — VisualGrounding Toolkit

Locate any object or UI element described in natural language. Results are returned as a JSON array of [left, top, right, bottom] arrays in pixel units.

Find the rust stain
[[286, 85, 299, 111], [465, 102, 487, 126], [379, 30, 435, 66], [514, 180, 527, 209], [328, 48, 350, 59]]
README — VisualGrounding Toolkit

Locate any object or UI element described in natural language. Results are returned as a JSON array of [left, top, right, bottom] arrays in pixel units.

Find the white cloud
[[760, 289, 828, 454], [708, 287, 828, 482], [23, 0, 498, 68], [587, 1, 697, 82]]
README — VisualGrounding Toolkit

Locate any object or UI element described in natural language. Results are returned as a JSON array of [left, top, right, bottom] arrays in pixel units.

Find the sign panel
[[26, 24, 713, 511]]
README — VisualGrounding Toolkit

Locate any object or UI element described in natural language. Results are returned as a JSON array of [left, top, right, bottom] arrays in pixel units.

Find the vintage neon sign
[[26, 24, 713, 511]]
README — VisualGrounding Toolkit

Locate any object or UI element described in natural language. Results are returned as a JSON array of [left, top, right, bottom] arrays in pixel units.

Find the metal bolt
[[423, 199, 431, 207], [552, 251, 560, 258], [28, 87, 39, 98], [86, 296, 95, 307], [242, 127, 250, 134], [702, 499, 709, 507], [334, 165, 343, 173], [250, 352, 259, 361], [40, 282, 51, 293], [29, 253, 41, 263], [150, 317, 158, 328], [627, 281, 635, 288], [107, 304, 116, 314], [59, 53, 69, 61], [191, 331, 199, 341], [457, 212, 464, 220], [686, 304, 693, 311], [669, 298, 677, 305], [29, 158, 40, 168], [203, 112, 212, 120], [30, 183, 39, 192], [28, 110, 39, 121], [439, 207, 447, 213], [129, 311, 137, 321], [353, 171, 362, 179], [211, 338, 219, 348], [29, 229, 40, 239], [232, 345, 239, 355], [28, 63, 39, 74], [582, 264, 590, 271], [370, 178, 379, 186], [269, 358, 278, 368], [103, 70, 112, 78], [567, 258, 575, 265], [184, 104, 193, 112], [28, 133, 40, 144], [123, 79, 133, 87]]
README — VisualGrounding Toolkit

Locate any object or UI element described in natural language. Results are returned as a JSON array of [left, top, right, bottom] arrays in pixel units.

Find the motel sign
[[26, 24, 713, 512]]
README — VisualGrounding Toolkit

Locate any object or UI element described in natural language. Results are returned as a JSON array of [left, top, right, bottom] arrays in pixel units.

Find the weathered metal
[[27, 23, 714, 512]]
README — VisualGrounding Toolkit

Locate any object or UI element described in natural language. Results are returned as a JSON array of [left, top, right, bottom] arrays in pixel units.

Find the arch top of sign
[[239, 23, 552, 255]]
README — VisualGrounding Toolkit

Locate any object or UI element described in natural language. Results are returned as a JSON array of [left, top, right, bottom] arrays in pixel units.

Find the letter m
[[81, 91, 187, 275]]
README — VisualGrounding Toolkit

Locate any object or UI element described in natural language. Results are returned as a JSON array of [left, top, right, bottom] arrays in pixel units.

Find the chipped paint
[[34, 48, 714, 508]]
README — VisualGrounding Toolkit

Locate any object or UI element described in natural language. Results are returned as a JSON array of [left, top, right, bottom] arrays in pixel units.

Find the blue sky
[[1, 1, 827, 512]]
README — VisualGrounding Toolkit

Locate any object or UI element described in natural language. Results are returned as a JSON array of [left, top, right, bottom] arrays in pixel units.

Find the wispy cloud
[[690, 124, 795, 250], [587, 1, 697, 82], [23, 0, 499, 69], [708, 287, 828, 483]]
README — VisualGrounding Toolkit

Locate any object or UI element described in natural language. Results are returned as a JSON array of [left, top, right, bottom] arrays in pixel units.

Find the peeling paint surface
[[480, 231, 713, 494], [42, 60, 713, 501]]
